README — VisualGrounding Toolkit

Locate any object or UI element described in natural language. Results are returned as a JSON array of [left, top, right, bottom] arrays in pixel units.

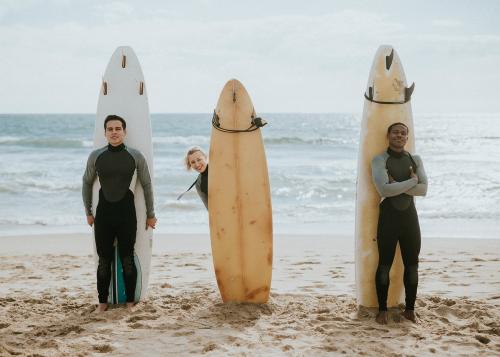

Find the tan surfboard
[[208, 79, 273, 303], [355, 45, 416, 308]]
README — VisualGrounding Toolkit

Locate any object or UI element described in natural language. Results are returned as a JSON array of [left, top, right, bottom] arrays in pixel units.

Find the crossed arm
[[371, 155, 427, 198]]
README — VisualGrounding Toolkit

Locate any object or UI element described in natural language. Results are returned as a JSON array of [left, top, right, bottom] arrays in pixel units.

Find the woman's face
[[189, 151, 208, 173]]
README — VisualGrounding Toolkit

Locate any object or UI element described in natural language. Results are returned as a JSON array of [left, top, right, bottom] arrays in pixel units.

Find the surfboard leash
[[211, 111, 267, 133], [364, 82, 415, 105]]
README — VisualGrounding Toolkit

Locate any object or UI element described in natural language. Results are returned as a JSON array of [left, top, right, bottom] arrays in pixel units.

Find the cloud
[[0, 3, 499, 113]]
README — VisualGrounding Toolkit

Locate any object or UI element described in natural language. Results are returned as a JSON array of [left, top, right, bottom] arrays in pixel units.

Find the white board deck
[[92, 46, 153, 303]]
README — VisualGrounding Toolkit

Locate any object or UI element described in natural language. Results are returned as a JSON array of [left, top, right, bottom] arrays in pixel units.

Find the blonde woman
[[177, 146, 208, 209]]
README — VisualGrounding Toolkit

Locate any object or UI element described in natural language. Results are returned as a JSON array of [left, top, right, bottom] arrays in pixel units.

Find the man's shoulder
[[88, 145, 107, 158], [409, 153, 422, 161], [371, 151, 389, 165], [124, 146, 145, 158], [124, 146, 149, 167]]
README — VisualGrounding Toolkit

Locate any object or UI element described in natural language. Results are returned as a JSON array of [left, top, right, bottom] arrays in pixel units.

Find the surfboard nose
[[215, 79, 254, 129], [220, 79, 247, 102], [364, 45, 413, 104]]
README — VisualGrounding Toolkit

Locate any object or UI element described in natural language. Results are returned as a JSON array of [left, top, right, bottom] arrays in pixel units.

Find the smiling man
[[82, 114, 157, 313], [370, 122, 428, 324]]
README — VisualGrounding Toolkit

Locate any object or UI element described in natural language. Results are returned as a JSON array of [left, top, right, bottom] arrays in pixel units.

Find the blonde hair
[[185, 146, 207, 170]]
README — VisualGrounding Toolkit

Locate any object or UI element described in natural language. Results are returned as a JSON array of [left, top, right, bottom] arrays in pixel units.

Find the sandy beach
[[0, 233, 499, 356]]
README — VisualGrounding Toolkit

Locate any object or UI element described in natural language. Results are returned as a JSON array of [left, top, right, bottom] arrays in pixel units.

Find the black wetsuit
[[196, 166, 208, 209], [82, 143, 154, 303], [177, 165, 208, 209], [371, 148, 427, 311]]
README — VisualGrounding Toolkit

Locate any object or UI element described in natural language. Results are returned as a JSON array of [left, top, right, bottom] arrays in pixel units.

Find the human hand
[[87, 215, 94, 227], [146, 217, 157, 230]]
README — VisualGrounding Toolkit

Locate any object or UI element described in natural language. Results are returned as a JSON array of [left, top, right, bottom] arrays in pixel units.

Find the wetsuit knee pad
[[376, 265, 391, 287], [404, 264, 419, 286]]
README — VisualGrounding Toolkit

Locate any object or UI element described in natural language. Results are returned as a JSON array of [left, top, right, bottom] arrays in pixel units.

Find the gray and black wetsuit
[[195, 165, 208, 210], [82, 143, 155, 303], [371, 148, 427, 311]]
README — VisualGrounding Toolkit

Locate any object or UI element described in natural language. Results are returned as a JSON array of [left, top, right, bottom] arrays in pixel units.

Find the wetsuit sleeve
[[82, 152, 97, 216], [371, 155, 418, 197], [405, 155, 428, 196], [195, 174, 208, 210], [136, 152, 155, 218]]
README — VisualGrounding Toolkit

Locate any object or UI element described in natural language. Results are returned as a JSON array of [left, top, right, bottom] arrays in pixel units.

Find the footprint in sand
[[93, 344, 114, 353], [202, 343, 218, 353], [475, 335, 490, 344], [56, 325, 85, 336], [173, 330, 195, 337], [126, 314, 159, 323], [39, 340, 58, 349], [128, 322, 150, 329]]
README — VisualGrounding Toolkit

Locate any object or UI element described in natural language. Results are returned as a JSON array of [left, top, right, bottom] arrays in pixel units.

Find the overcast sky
[[1, 0, 499, 113]]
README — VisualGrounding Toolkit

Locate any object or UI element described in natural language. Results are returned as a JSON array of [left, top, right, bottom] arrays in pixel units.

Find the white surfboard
[[92, 46, 153, 303], [355, 45, 415, 308]]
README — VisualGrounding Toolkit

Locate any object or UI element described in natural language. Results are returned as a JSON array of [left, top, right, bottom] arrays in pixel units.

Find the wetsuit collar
[[201, 165, 209, 177], [108, 143, 125, 152], [387, 147, 405, 158]]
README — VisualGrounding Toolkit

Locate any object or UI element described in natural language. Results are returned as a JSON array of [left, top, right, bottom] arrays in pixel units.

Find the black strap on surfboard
[[177, 179, 198, 200], [364, 82, 415, 105], [212, 111, 267, 133]]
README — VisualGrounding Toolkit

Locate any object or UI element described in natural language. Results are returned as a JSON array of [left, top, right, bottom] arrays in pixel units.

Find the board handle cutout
[[122, 55, 127, 68], [102, 81, 108, 95], [139, 82, 144, 95]]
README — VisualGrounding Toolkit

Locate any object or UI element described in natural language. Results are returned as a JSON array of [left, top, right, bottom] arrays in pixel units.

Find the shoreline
[[1, 216, 499, 240], [2, 232, 500, 254]]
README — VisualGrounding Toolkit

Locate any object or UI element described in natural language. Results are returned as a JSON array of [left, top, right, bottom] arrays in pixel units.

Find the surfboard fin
[[405, 82, 415, 101], [367, 86, 374, 100], [386, 49, 394, 70], [252, 117, 267, 128]]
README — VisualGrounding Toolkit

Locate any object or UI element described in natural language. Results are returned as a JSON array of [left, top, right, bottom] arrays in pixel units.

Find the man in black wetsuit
[[82, 115, 157, 313], [371, 122, 427, 324]]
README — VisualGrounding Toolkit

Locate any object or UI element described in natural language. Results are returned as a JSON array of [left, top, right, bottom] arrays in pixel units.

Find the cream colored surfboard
[[208, 79, 273, 303], [355, 45, 416, 308]]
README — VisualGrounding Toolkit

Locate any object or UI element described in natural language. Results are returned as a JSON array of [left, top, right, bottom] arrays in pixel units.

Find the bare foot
[[126, 302, 136, 312], [402, 309, 417, 323], [94, 303, 108, 313], [375, 311, 388, 325]]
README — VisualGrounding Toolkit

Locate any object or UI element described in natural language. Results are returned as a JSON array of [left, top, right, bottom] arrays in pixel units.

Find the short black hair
[[387, 122, 409, 134], [104, 115, 126, 130]]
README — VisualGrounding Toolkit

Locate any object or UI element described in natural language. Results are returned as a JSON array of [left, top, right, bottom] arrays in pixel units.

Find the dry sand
[[0, 233, 499, 356]]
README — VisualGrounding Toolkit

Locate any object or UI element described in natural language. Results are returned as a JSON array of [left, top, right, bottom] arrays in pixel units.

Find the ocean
[[0, 113, 499, 238]]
